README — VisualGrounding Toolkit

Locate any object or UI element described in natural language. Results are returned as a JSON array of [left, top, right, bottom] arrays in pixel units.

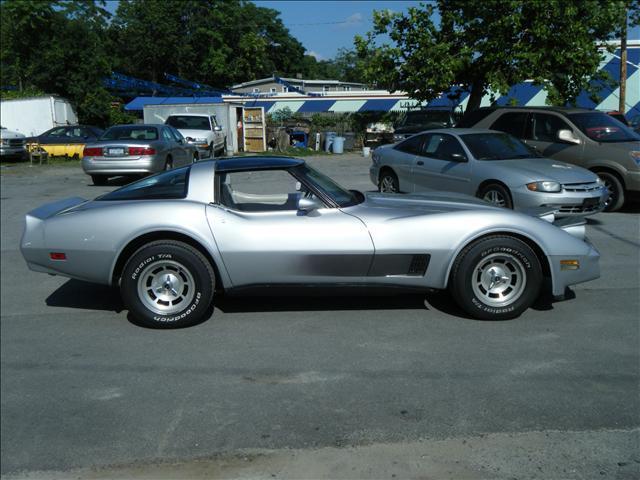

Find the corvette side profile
[[21, 157, 600, 328]]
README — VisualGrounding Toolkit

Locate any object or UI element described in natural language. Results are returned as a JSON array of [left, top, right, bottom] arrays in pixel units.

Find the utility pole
[[619, 6, 628, 114]]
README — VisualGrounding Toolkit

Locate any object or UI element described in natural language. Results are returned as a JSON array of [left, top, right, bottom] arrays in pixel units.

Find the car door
[[205, 168, 374, 286], [522, 112, 584, 164], [210, 115, 224, 150], [387, 134, 428, 190], [167, 126, 192, 165], [161, 126, 187, 166], [410, 133, 472, 194]]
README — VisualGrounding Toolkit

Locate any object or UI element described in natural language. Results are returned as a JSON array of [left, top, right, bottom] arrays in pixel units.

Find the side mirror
[[297, 196, 323, 212], [213, 125, 223, 132], [557, 129, 581, 145], [450, 153, 468, 162]]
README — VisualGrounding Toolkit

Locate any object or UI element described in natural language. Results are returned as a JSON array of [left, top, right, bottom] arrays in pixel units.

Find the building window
[[252, 88, 260, 93], [282, 86, 288, 93], [323, 86, 330, 93], [343, 86, 351, 91], [270, 87, 277, 93]]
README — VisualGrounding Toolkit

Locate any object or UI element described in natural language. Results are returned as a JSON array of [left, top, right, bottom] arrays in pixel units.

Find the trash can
[[332, 136, 345, 154], [324, 131, 336, 152], [343, 132, 356, 151]]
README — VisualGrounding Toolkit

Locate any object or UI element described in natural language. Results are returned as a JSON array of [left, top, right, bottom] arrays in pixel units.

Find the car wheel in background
[[192, 152, 199, 163], [121, 240, 215, 328], [220, 137, 227, 157], [379, 170, 400, 193], [597, 171, 625, 212], [91, 175, 108, 186], [450, 235, 542, 320], [164, 157, 173, 171], [478, 183, 513, 209], [209, 144, 215, 159]]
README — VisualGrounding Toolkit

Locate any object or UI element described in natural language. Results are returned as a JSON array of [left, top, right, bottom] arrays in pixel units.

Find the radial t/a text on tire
[[450, 235, 542, 320], [121, 240, 215, 328]]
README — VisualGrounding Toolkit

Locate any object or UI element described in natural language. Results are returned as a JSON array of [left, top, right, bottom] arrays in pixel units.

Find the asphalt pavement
[[1, 154, 638, 479]]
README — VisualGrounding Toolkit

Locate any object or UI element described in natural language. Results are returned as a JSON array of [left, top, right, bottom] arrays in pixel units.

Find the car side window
[[217, 169, 311, 212], [394, 134, 426, 155], [421, 134, 467, 161], [210, 116, 217, 128], [168, 126, 184, 142], [47, 127, 67, 137], [161, 128, 174, 142], [529, 113, 572, 142], [490, 112, 528, 137]]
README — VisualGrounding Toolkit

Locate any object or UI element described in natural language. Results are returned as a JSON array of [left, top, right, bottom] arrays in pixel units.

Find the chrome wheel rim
[[380, 176, 397, 193], [471, 253, 527, 307], [483, 189, 506, 207], [602, 179, 615, 208], [137, 260, 195, 315]]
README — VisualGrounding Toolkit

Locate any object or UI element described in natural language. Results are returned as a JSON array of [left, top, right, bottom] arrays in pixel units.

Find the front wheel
[[91, 175, 108, 186], [121, 240, 215, 328], [379, 170, 399, 193], [597, 171, 625, 212], [450, 235, 542, 320], [478, 184, 513, 209]]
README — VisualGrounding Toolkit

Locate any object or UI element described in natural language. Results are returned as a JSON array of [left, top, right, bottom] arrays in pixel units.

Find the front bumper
[[82, 155, 164, 175], [0, 146, 28, 158], [513, 185, 608, 217], [549, 242, 600, 296]]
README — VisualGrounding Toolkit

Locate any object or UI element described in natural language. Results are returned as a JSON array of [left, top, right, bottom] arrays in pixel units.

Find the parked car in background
[[392, 107, 462, 142], [165, 114, 226, 159], [371, 129, 607, 216], [458, 106, 640, 211], [81, 124, 197, 185], [21, 156, 600, 328], [25, 125, 104, 158], [605, 110, 629, 126], [0, 126, 28, 160]]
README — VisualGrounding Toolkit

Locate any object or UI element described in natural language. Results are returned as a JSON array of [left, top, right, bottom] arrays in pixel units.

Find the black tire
[[378, 170, 400, 193], [208, 144, 215, 159], [450, 235, 542, 320], [164, 157, 173, 171], [220, 137, 227, 157], [478, 183, 513, 209], [192, 152, 199, 163], [91, 175, 108, 186], [121, 240, 215, 328], [597, 171, 625, 212]]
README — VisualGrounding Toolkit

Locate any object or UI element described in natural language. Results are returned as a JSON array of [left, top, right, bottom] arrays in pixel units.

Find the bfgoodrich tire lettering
[[450, 235, 542, 320], [121, 240, 215, 328]]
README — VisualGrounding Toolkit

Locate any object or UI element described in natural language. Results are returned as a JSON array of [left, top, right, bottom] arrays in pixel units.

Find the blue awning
[[358, 99, 400, 112], [125, 96, 224, 111], [243, 100, 276, 112], [495, 82, 541, 106], [297, 100, 337, 113]]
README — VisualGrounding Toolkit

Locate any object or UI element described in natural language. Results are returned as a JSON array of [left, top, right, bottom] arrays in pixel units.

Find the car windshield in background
[[568, 113, 639, 143], [293, 164, 361, 207], [461, 133, 535, 160], [101, 126, 158, 141], [400, 111, 452, 127], [97, 167, 190, 201], [166, 116, 210, 130]]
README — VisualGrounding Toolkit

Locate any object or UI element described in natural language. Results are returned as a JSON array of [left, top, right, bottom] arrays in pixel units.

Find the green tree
[[355, 0, 630, 111]]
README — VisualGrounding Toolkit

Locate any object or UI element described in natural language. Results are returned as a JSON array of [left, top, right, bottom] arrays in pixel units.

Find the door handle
[[416, 160, 424, 166]]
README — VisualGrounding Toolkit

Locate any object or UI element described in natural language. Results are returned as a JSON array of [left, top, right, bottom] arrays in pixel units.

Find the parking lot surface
[[1, 155, 639, 479]]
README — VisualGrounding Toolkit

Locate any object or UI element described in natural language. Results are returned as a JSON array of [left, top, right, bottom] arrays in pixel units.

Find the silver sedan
[[82, 124, 198, 185], [370, 129, 608, 216], [21, 157, 599, 328]]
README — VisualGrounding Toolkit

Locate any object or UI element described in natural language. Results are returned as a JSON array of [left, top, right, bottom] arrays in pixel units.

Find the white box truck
[[0, 96, 78, 137]]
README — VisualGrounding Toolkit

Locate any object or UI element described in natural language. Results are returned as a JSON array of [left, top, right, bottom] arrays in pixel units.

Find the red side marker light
[[49, 252, 66, 261]]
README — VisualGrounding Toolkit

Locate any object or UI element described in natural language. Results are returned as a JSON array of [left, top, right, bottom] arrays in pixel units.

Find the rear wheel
[[91, 175, 108, 186], [379, 170, 399, 193], [164, 157, 173, 171], [597, 171, 625, 212], [478, 183, 513, 209], [121, 240, 215, 328], [450, 235, 542, 320]]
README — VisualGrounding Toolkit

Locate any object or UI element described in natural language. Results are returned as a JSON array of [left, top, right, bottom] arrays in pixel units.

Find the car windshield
[[166, 116, 210, 130], [460, 132, 536, 160], [292, 164, 362, 207], [568, 112, 639, 143], [399, 110, 452, 127], [101, 126, 158, 141], [97, 167, 190, 201]]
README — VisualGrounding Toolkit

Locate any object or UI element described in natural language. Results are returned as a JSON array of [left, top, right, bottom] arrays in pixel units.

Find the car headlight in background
[[393, 134, 405, 142], [526, 181, 562, 193], [630, 151, 640, 167]]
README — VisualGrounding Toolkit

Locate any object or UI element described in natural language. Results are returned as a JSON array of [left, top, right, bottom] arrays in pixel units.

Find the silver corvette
[[21, 157, 600, 328], [370, 129, 608, 216]]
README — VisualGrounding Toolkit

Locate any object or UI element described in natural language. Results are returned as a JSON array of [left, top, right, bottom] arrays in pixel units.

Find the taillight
[[128, 147, 156, 156], [83, 147, 102, 157]]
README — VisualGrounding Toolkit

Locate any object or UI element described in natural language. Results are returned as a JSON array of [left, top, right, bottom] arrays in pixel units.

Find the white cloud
[[336, 12, 364, 29], [307, 50, 324, 60]]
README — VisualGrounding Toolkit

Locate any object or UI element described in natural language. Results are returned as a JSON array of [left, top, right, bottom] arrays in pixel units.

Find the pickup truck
[[0, 126, 28, 160], [165, 114, 226, 159]]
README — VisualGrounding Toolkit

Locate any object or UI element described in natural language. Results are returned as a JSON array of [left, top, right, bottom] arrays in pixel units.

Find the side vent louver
[[408, 255, 430, 276]]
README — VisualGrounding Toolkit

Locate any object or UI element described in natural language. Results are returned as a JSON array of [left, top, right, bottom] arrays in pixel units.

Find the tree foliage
[[355, 0, 636, 111]]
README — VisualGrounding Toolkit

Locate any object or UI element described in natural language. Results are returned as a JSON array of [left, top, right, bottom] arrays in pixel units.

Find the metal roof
[[124, 96, 224, 111]]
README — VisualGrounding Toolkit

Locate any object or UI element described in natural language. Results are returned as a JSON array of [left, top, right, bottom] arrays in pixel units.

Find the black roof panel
[[211, 156, 305, 172]]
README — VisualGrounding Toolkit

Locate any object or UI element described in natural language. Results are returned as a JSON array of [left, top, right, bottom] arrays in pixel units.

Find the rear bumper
[[82, 155, 164, 175], [513, 185, 608, 217]]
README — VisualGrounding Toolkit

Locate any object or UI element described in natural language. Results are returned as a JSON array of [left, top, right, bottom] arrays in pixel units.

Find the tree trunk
[[465, 80, 484, 113]]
